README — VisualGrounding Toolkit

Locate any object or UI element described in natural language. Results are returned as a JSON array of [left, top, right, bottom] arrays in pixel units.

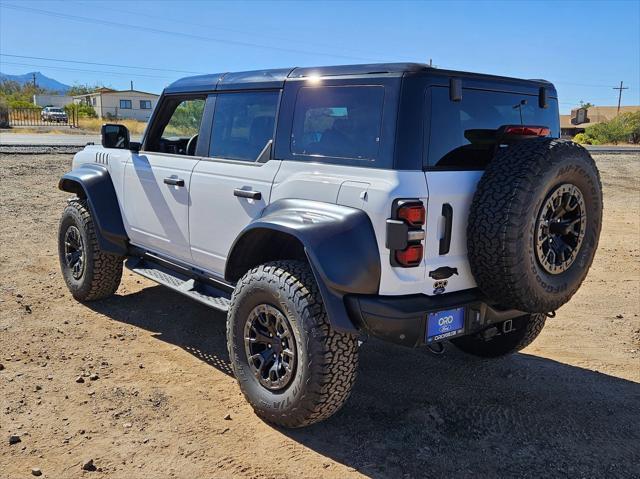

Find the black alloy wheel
[[243, 304, 297, 391], [64, 225, 86, 280], [535, 183, 587, 275]]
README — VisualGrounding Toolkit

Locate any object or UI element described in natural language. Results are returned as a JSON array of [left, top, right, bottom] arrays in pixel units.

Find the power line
[[1, 3, 385, 62], [0, 53, 205, 75], [0, 61, 174, 79], [77, 0, 411, 62], [553, 80, 630, 88]]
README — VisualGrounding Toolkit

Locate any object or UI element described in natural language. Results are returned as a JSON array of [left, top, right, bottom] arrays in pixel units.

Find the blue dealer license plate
[[426, 307, 465, 342]]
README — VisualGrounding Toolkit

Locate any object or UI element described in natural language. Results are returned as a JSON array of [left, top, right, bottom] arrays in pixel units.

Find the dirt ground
[[1, 153, 639, 479]]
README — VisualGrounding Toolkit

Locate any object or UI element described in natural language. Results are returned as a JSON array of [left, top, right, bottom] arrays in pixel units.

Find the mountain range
[[0, 71, 71, 93]]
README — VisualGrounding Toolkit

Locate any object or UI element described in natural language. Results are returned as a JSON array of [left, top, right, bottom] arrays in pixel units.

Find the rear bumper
[[345, 289, 523, 348]]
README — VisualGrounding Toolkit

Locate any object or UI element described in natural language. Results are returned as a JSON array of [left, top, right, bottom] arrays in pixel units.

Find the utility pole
[[613, 81, 628, 114], [130, 80, 133, 91], [32, 73, 36, 89]]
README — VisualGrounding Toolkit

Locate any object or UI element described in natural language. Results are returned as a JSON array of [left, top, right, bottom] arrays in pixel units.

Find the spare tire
[[468, 138, 602, 313]]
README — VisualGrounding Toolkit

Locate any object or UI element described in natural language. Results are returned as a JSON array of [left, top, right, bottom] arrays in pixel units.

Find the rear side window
[[210, 91, 279, 161], [291, 86, 384, 160], [426, 87, 559, 169]]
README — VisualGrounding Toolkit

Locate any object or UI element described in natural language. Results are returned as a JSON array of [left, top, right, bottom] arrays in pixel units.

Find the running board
[[125, 257, 231, 312]]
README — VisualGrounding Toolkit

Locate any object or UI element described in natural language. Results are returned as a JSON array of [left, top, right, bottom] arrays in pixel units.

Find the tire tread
[[227, 260, 358, 428]]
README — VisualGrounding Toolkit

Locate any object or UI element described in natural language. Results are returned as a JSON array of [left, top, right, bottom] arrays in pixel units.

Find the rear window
[[291, 86, 384, 161], [210, 91, 279, 161], [426, 87, 559, 169]]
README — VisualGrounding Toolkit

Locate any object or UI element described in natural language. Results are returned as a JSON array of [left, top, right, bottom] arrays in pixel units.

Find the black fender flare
[[58, 164, 128, 255], [226, 199, 381, 333]]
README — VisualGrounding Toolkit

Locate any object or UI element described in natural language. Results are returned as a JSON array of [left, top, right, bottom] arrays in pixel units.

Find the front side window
[[426, 87, 560, 169], [119, 99, 132, 109], [140, 100, 152, 110], [162, 98, 205, 138], [209, 91, 279, 161], [291, 86, 384, 160], [146, 97, 205, 155]]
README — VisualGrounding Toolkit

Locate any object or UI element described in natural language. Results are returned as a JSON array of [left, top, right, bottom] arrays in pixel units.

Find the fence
[[7, 108, 78, 128]]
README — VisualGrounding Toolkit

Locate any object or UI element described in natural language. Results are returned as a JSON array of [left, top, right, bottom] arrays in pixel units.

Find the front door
[[123, 96, 206, 262], [189, 91, 281, 276]]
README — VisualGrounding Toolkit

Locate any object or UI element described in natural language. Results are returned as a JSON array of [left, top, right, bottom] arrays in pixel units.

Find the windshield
[[50, 108, 64, 113]]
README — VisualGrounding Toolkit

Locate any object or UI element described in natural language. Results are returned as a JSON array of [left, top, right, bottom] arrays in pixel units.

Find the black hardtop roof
[[165, 63, 554, 94]]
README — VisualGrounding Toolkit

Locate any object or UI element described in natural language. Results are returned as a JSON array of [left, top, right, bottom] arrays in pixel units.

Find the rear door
[[423, 86, 560, 293], [188, 90, 281, 275]]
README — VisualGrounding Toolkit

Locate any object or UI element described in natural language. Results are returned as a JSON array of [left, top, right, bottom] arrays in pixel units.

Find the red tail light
[[397, 203, 426, 227], [388, 199, 425, 268], [395, 244, 423, 267], [503, 125, 550, 137]]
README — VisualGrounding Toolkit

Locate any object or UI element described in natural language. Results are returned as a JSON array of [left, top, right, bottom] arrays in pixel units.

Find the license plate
[[426, 307, 465, 342]]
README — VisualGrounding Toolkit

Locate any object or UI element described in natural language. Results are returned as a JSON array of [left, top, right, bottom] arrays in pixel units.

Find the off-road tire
[[58, 198, 123, 301], [452, 314, 546, 358], [227, 260, 359, 428], [468, 139, 602, 313]]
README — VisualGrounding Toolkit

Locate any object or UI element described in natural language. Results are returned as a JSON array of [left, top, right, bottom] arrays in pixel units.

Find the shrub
[[65, 103, 97, 118], [582, 111, 640, 144], [7, 100, 40, 109], [573, 133, 592, 145]]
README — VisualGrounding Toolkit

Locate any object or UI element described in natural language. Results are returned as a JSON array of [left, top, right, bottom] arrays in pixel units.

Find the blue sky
[[1, 0, 638, 113]]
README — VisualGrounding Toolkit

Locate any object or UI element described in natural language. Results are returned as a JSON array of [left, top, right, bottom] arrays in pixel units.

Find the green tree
[[67, 83, 110, 96], [0, 79, 50, 108]]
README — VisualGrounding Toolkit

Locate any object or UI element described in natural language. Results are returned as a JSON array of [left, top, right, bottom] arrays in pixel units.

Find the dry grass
[[77, 117, 148, 135]]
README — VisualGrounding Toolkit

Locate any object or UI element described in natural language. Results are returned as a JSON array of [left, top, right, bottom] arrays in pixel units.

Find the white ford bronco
[[58, 63, 602, 427]]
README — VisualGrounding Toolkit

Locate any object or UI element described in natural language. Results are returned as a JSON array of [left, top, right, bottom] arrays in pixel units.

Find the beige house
[[73, 88, 159, 121], [560, 105, 639, 138]]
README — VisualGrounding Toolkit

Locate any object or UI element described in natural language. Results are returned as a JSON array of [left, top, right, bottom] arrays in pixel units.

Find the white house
[[73, 88, 159, 121]]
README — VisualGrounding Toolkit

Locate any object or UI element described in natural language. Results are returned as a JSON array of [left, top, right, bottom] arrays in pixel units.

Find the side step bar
[[125, 257, 232, 312]]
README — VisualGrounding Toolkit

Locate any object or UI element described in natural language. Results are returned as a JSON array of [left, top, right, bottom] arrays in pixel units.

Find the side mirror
[[101, 123, 130, 149]]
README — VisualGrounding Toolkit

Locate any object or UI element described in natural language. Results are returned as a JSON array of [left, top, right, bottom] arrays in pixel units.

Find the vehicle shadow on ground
[[88, 285, 640, 479]]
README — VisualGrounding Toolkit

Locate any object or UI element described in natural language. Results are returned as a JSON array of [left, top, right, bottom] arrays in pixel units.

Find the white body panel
[[122, 152, 199, 262], [72, 146, 480, 297], [188, 158, 283, 274], [422, 171, 483, 293]]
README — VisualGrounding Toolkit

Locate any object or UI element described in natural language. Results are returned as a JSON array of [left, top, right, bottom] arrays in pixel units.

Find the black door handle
[[234, 188, 262, 200], [164, 177, 185, 187], [439, 203, 453, 255]]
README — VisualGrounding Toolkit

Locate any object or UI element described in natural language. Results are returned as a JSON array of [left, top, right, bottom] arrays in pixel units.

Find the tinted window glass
[[210, 91, 279, 161], [291, 86, 384, 160], [427, 87, 559, 168]]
